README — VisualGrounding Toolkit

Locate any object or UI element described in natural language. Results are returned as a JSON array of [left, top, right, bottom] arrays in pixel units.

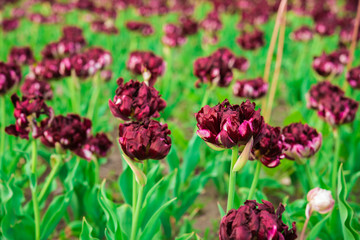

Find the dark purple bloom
[[109, 78, 166, 121], [118, 120, 171, 161], [28, 13, 60, 24], [91, 20, 119, 34], [179, 16, 198, 36], [347, 66, 360, 89], [162, 24, 187, 47], [233, 78, 268, 99], [195, 99, 265, 150], [238, 0, 270, 27], [291, 26, 313, 42], [312, 50, 348, 77], [21, 78, 53, 100], [282, 123, 322, 161], [252, 124, 284, 168], [219, 200, 297, 240], [233, 57, 250, 72], [100, 70, 112, 82], [0, 62, 21, 95], [8, 47, 35, 65], [314, 11, 337, 36], [1, 18, 19, 32], [5, 94, 53, 140], [200, 11, 222, 32], [29, 59, 65, 81], [127, 51, 166, 87], [61, 26, 86, 45], [338, 17, 360, 45], [317, 96, 359, 126], [306, 81, 344, 110], [40, 114, 92, 159], [84, 133, 112, 158], [237, 30, 265, 50], [125, 21, 154, 36]]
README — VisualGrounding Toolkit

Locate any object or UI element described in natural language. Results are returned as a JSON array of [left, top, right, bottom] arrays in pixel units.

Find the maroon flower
[[312, 50, 347, 77], [109, 78, 166, 121], [347, 66, 360, 89], [252, 124, 284, 168], [1, 18, 19, 32], [239, 0, 270, 27], [125, 21, 154, 36], [40, 114, 92, 159], [100, 70, 112, 82], [291, 26, 313, 42], [61, 26, 86, 45], [84, 133, 112, 158], [233, 57, 250, 72], [314, 11, 337, 36], [233, 78, 268, 99], [5, 94, 53, 140], [42, 41, 83, 59], [118, 120, 171, 161], [21, 78, 53, 100], [306, 81, 344, 110], [282, 123, 322, 161], [237, 30, 265, 50], [8, 47, 35, 65], [91, 20, 119, 34], [338, 17, 360, 45], [195, 99, 265, 150], [0, 62, 21, 95], [200, 11, 222, 32], [28, 13, 60, 24], [127, 51, 165, 87], [317, 96, 359, 126], [179, 16, 198, 36], [29, 59, 65, 81], [219, 200, 297, 240], [162, 24, 187, 47]]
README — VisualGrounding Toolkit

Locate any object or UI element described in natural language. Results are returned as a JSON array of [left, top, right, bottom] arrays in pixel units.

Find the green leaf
[[117, 204, 132, 240], [175, 232, 195, 240], [217, 202, 225, 218], [140, 198, 177, 240], [337, 164, 360, 240], [307, 213, 331, 240], [80, 217, 99, 240], [119, 166, 133, 205], [180, 135, 202, 183]]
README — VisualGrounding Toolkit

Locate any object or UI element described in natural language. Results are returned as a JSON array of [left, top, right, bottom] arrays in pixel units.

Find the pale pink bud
[[305, 187, 334, 218]]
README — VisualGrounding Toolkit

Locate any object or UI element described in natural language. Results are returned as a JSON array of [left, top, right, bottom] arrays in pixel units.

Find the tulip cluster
[[193, 48, 249, 88]]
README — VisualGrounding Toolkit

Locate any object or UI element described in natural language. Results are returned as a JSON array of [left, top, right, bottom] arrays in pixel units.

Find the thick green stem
[[331, 129, 340, 194], [247, 161, 262, 200], [67, 72, 80, 114], [93, 157, 100, 184], [132, 173, 137, 210], [31, 140, 40, 240], [38, 155, 62, 203], [305, 162, 315, 189], [227, 146, 239, 212], [0, 95, 5, 162], [130, 161, 147, 240], [86, 73, 100, 119]]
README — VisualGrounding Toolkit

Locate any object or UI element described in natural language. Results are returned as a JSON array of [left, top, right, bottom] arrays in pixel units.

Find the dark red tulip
[[200, 11, 222, 32], [233, 57, 250, 72], [179, 16, 198, 36], [8, 47, 35, 65], [1, 18, 19, 32], [91, 20, 119, 34], [0, 62, 21, 95], [291, 26, 313, 42], [219, 200, 297, 240], [118, 120, 171, 161], [338, 17, 360, 45], [61, 26, 86, 45], [21, 78, 53, 100], [233, 78, 268, 99], [239, 0, 270, 27], [252, 124, 284, 168], [5, 94, 53, 140], [237, 30, 265, 50], [40, 114, 92, 159], [282, 123, 322, 161], [125, 21, 154, 36], [100, 70, 112, 82], [312, 50, 347, 77], [162, 23, 187, 47], [313, 10, 337, 36], [347, 66, 360, 89], [109, 78, 166, 121], [28, 13, 60, 24], [29, 59, 66, 81], [127, 51, 165, 87], [306, 81, 344, 110], [84, 133, 112, 158], [195, 99, 265, 150]]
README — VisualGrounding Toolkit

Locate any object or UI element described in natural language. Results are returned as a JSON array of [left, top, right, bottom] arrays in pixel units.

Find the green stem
[[227, 146, 239, 212], [67, 72, 80, 114], [305, 162, 315, 189], [130, 161, 147, 240], [86, 73, 101, 120], [31, 140, 40, 240], [0, 95, 5, 162], [93, 157, 100, 184], [331, 129, 340, 195], [38, 155, 62, 203], [132, 173, 137, 209], [247, 161, 262, 200]]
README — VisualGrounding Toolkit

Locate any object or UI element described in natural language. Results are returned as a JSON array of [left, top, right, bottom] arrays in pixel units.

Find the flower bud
[[306, 187, 334, 218]]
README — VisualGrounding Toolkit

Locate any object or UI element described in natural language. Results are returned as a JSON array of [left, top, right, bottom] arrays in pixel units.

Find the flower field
[[0, 0, 360, 239]]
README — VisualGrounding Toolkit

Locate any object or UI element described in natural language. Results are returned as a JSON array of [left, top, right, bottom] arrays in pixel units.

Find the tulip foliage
[[0, 0, 360, 240]]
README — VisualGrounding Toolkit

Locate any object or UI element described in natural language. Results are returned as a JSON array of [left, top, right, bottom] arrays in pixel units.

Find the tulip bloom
[[125, 21, 154, 36], [118, 120, 171, 161], [346, 66, 360, 89], [84, 133, 113, 158], [162, 24, 187, 47], [282, 123, 322, 161], [8, 47, 35, 65], [291, 26, 313, 42], [21, 78, 53, 100], [0, 62, 21, 95], [306, 81, 344, 110], [306, 187, 334, 218], [109, 78, 166, 121], [312, 50, 348, 77], [233, 78, 268, 99], [237, 30, 265, 50], [219, 200, 297, 240]]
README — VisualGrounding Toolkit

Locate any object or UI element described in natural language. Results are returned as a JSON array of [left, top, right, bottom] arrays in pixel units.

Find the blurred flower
[[21, 78, 53, 100], [238, 0, 270, 27], [312, 50, 348, 77], [127, 51, 165, 86], [28, 13, 60, 24], [306, 187, 334, 218], [317, 96, 359, 126], [237, 30, 265, 50], [195, 99, 265, 150], [8, 47, 35, 65], [5, 94, 53, 139], [306, 81, 344, 110], [40, 114, 92, 159], [1, 18, 19, 32], [179, 16, 198, 36], [100, 70, 112, 82], [252, 124, 284, 168], [84, 133, 112, 158], [162, 24, 187, 47], [314, 11, 337, 36], [125, 21, 154, 36], [291, 26, 313, 42], [61, 26, 86, 45], [118, 120, 171, 161], [0, 62, 21, 95], [29, 59, 66, 81], [109, 78, 166, 121], [338, 17, 360, 45], [219, 200, 297, 240], [282, 123, 322, 161], [200, 11, 222, 32], [347, 66, 360, 89], [91, 20, 119, 34], [233, 57, 250, 72], [233, 78, 268, 99]]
